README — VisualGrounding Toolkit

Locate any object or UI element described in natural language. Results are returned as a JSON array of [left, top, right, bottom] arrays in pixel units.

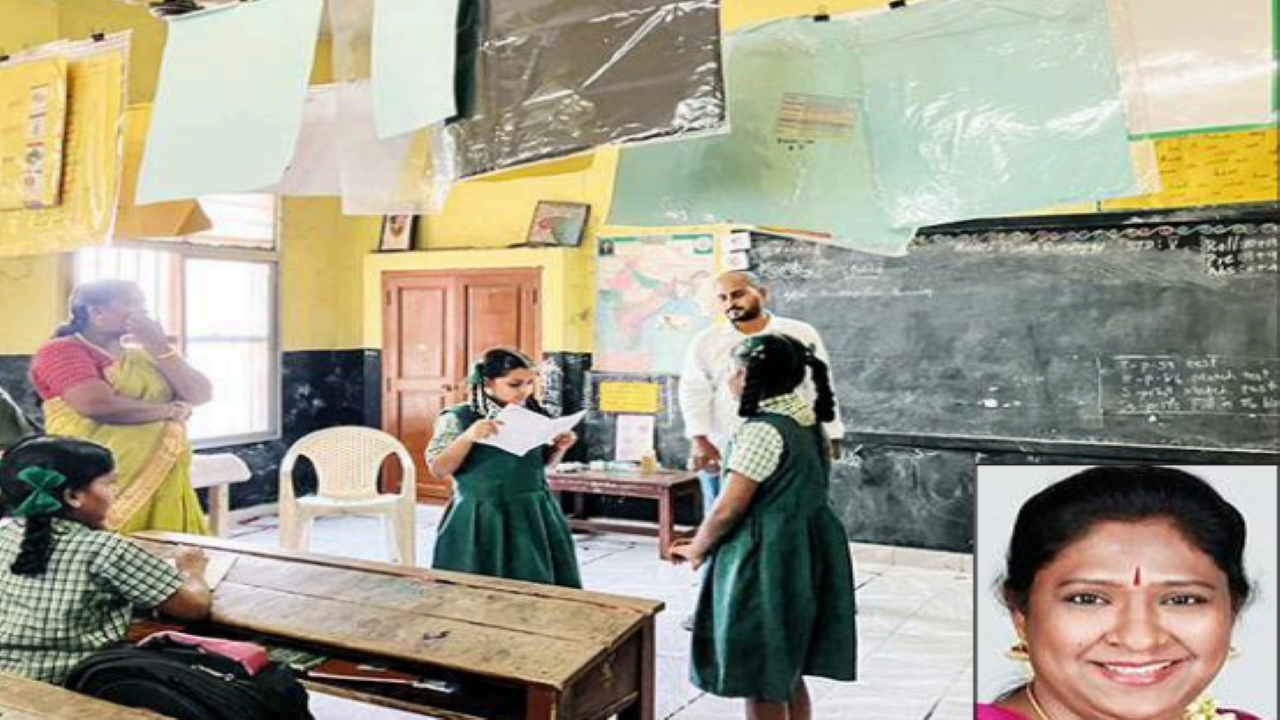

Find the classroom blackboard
[[748, 216, 1279, 453]]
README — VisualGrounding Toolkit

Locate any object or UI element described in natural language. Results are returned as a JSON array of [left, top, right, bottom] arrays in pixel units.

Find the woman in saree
[[28, 280, 212, 534]]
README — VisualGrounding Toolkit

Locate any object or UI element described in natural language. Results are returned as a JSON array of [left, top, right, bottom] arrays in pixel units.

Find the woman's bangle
[[150, 347, 180, 361]]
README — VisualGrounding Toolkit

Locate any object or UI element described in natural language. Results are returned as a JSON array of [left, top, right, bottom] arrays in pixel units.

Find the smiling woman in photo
[[979, 466, 1263, 720]]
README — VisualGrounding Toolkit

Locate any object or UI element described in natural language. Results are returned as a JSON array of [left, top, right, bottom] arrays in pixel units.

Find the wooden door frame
[[381, 268, 542, 503]]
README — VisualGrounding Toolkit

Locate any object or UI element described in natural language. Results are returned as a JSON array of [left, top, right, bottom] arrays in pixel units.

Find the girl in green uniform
[[426, 348, 582, 588], [670, 334, 857, 720]]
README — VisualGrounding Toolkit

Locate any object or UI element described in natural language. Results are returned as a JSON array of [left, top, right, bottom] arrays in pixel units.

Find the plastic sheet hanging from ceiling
[[608, 17, 916, 257], [447, 0, 726, 179], [327, 0, 454, 215], [853, 0, 1139, 228]]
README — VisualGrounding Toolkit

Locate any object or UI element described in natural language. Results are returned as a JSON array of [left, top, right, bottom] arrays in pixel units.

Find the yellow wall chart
[[0, 56, 67, 210]]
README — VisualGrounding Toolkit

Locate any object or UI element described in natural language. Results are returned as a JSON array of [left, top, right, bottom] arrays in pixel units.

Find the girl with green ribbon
[[0, 436, 213, 684], [425, 348, 582, 588]]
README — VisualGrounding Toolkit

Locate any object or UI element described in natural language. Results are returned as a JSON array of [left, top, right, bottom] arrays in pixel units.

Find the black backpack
[[65, 637, 314, 720]]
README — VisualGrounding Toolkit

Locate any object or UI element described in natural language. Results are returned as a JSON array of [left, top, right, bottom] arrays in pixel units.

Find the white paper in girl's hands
[[476, 405, 587, 457]]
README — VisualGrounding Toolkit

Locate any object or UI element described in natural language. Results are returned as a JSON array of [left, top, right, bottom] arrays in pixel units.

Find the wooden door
[[382, 269, 540, 502]]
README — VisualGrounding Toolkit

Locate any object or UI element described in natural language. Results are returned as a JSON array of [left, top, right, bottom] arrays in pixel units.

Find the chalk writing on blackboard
[[1202, 234, 1280, 276], [1105, 356, 1280, 416]]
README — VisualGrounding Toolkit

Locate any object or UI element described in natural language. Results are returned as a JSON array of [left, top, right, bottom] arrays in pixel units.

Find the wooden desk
[[0, 672, 166, 719], [547, 470, 700, 560], [133, 532, 663, 720]]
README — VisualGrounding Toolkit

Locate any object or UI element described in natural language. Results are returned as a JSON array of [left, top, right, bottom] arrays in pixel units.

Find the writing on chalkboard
[[1202, 233, 1280, 276], [1106, 356, 1280, 416]]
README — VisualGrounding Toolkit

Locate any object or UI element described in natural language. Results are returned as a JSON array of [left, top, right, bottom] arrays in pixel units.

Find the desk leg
[[657, 492, 673, 560], [207, 485, 230, 538], [526, 686, 561, 720], [619, 619, 656, 720]]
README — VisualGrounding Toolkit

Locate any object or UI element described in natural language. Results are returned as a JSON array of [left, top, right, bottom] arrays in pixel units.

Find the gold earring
[[1228, 646, 1241, 660], [1006, 639, 1031, 662]]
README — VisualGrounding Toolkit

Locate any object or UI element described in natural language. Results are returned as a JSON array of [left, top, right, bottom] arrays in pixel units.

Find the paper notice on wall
[[615, 414, 656, 463], [598, 381, 662, 414], [1101, 128, 1279, 210], [0, 35, 127, 259], [0, 56, 67, 210]]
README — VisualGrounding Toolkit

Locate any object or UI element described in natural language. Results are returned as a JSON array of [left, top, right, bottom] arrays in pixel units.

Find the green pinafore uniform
[[431, 405, 582, 588], [691, 413, 857, 702]]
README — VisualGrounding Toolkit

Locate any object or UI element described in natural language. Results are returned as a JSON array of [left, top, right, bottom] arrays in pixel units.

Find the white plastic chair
[[278, 426, 417, 566]]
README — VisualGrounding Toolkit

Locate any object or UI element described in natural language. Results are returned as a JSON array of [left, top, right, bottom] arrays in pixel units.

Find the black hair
[[0, 436, 115, 576], [466, 347, 548, 416], [54, 280, 140, 338], [733, 334, 835, 422], [1001, 465, 1253, 615]]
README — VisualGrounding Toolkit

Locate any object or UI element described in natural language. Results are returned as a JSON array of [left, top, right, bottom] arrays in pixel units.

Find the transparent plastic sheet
[[260, 84, 342, 197], [1103, 0, 1161, 197], [854, 0, 1138, 228], [448, 0, 726, 179], [1104, 0, 1276, 136], [327, 0, 450, 214], [608, 18, 916, 258], [0, 33, 129, 258]]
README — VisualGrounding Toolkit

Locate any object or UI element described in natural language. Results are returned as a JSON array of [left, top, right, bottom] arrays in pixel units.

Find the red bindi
[[1132, 566, 1141, 586]]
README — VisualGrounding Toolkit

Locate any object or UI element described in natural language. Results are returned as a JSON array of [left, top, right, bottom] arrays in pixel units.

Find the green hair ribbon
[[12, 466, 68, 518], [466, 362, 485, 386]]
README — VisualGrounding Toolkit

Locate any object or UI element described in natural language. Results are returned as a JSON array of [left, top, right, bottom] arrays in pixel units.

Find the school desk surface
[[0, 671, 169, 719], [132, 532, 664, 720]]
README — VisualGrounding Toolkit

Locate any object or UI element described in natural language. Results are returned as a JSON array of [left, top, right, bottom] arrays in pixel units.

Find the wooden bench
[[132, 532, 664, 720], [0, 672, 167, 718], [547, 469, 701, 560], [190, 453, 252, 538]]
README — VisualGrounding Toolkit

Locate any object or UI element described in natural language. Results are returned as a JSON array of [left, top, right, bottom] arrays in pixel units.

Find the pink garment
[[976, 703, 1262, 720], [976, 705, 1027, 720]]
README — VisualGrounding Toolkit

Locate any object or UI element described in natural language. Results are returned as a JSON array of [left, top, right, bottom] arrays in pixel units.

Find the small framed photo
[[379, 214, 416, 252], [526, 201, 590, 247]]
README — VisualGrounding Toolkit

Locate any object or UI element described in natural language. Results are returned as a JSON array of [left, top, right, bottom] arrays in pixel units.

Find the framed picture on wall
[[526, 201, 590, 247], [379, 214, 416, 252]]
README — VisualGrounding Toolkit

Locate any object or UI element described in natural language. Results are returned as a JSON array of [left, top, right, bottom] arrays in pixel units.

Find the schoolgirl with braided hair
[[670, 334, 857, 720], [0, 436, 211, 684], [425, 348, 582, 587]]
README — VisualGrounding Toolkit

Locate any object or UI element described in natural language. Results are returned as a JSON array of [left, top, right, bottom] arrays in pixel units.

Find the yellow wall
[[281, 199, 380, 351], [0, 0, 57, 50]]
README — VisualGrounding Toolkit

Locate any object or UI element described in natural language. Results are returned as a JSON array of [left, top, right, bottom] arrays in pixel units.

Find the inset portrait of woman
[[975, 465, 1277, 720]]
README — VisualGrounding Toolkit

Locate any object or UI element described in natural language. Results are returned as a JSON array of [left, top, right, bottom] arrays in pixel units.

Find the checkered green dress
[[430, 405, 581, 588], [691, 412, 858, 703]]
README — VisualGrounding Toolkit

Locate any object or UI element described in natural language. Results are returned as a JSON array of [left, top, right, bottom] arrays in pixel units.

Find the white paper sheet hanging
[[138, 0, 324, 204], [372, 0, 460, 138]]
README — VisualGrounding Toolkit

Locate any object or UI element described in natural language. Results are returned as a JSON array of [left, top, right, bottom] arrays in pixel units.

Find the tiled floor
[[229, 506, 973, 720]]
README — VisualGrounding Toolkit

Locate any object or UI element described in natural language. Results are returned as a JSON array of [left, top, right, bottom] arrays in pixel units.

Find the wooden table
[[547, 469, 700, 560], [0, 672, 167, 719], [133, 532, 664, 720]]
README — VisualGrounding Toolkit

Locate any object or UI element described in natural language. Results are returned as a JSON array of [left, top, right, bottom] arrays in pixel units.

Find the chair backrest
[[279, 427, 415, 500]]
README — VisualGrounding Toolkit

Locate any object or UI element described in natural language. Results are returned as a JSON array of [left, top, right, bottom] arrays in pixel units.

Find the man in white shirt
[[679, 270, 845, 515]]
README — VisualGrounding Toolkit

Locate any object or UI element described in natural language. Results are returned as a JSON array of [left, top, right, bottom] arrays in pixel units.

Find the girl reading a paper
[[425, 348, 582, 588]]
